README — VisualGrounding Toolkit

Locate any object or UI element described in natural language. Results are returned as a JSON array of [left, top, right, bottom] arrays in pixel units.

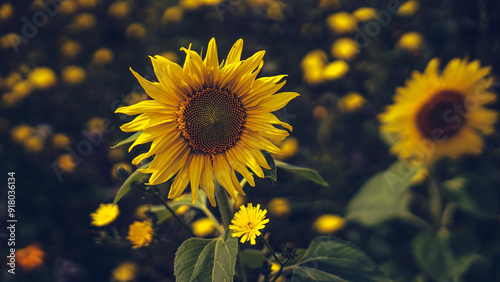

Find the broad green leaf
[[262, 151, 277, 181], [111, 131, 142, 148], [113, 161, 151, 204], [412, 230, 480, 281], [441, 175, 497, 216], [149, 191, 208, 223], [346, 160, 417, 226], [174, 230, 238, 282], [285, 236, 391, 281], [240, 249, 266, 269], [275, 160, 329, 186]]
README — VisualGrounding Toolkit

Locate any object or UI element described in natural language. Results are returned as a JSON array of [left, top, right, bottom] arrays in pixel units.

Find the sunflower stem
[[259, 235, 281, 265], [271, 258, 289, 282], [201, 206, 224, 235], [215, 181, 232, 230], [441, 202, 456, 229], [428, 177, 442, 227], [151, 186, 195, 237]]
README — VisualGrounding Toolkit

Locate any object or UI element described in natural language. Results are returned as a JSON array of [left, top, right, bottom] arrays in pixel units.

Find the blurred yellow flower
[[313, 214, 345, 234], [4, 72, 22, 88], [191, 218, 216, 237], [111, 162, 133, 180], [267, 197, 290, 217], [266, 2, 285, 21], [127, 220, 154, 248], [274, 137, 299, 161], [62, 65, 86, 85], [73, 13, 97, 29], [229, 203, 269, 245], [12, 80, 33, 98], [126, 22, 146, 39], [318, 0, 340, 10], [323, 60, 349, 80], [52, 133, 71, 148], [28, 67, 58, 90], [175, 205, 190, 216], [60, 0, 77, 15], [0, 33, 20, 49], [338, 92, 366, 112], [91, 203, 120, 227], [112, 261, 138, 282], [162, 6, 184, 23], [87, 116, 104, 132], [398, 0, 419, 17], [301, 50, 328, 84], [11, 124, 34, 143], [60, 40, 81, 59], [379, 58, 498, 164], [93, 48, 114, 65], [397, 32, 423, 52], [108, 1, 133, 19], [0, 3, 13, 21], [159, 51, 179, 64], [353, 7, 377, 22], [24, 135, 44, 153], [326, 12, 358, 34], [312, 105, 329, 120], [16, 244, 45, 272], [331, 38, 359, 60], [76, 0, 98, 9], [57, 154, 77, 172]]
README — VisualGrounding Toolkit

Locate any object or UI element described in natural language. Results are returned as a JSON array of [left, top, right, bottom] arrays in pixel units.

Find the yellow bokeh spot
[[275, 137, 299, 161], [338, 92, 366, 112], [323, 60, 349, 80], [76, 0, 98, 9], [268, 198, 291, 217], [318, 0, 340, 10], [108, 1, 133, 19], [12, 80, 33, 98], [398, 0, 419, 17], [16, 244, 45, 271], [331, 38, 359, 60], [24, 135, 44, 153], [162, 6, 184, 23], [175, 205, 190, 216], [266, 2, 285, 21], [326, 12, 358, 34], [135, 204, 152, 220], [92, 47, 114, 65], [57, 154, 76, 172], [0, 3, 14, 21], [52, 133, 71, 149], [62, 65, 86, 85], [11, 124, 35, 143], [126, 22, 146, 39], [301, 50, 328, 85], [312, 105, 329, 120], [28, 67, 58, 90], [108, 148, 126, 162], [160, 51, 180, 64], [91, 203, 120, 227], [73, 13, 97, 29], [313, 214, 345, 234], [353, 7, 377, 22], [87, 116, 104, 132], [397, 31, 423, 52], [112, 261, 138, 282], [192, 217, 216, 237], [0, 33, 20, 49], [60, 40, 81, 59], [60, 0, 77, 15]]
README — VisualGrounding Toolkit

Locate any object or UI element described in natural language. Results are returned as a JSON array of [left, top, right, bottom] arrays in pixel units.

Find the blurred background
[[1, 0, 500, 281]]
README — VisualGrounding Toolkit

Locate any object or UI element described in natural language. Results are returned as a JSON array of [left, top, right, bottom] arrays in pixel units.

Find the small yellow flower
[[323, 60, 349, 80], [267, 197, 290, 217], [126, 23, 146, 39], [274, 137, 299, 161], [313, 214, 345, 234], [175, 205, 190, 216], [0, 3, 14, 21], [266, 2, 285, 21], [52, 133, 71, 149], [112, 261, 138, 282], [24, 135, 44, 153], [353, 7, 377, 22], [57, 154, 76, 172], [338, 92, 366, 112], [28, 67, 58, 90], [91, 203, 120, 227], [60, 1, 77, 15], [397, 32, 423, 52], [191, 217, 216, 237], [16, 243, 45, 272], [301, 50, 328, 84], [0, 33, 20, 49], [127, 220, 154, 248], [312, 105, 329, 120], [229, 203, 269, 245], [73, 13, 97, 29], [60, 40, 81, 59], [326, 12, 358, 34], [331, 38, 359, 60], [162, 6, 184, 23], [108, 1, 133, 19], [62, 65, 86, 85], [93, 48, 114, 65], [398, 0, 419, 17]]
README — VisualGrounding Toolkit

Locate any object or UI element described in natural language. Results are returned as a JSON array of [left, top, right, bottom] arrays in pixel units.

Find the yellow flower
[[91, 203, 120, 227], [162, 6, 184, 24], [112, 261, 138, 282], [127, 220, 154, 248], [62, 65, 86, 85], [11, 124, 34, 143], [28, 67, 58, 90], [379, 58, 498, 165], [0, 33, 20, 49], [93, 48, 114, 65], [60, 1, 77, 15], [57, 154, 76, 172], [115, 38, 298, 206], [0, 3, 14, 21], [73, 13, 97, 29], [397, 32, 423, 52], [52, 133, 71, 148], [323, 60, 349, 80], [398, 0, 419, 17], [229, 203, 269, 245], [191, 217, 216, 237], [353, 7, 377, 22], [24, 135, 44, 153], [266, 2, 285, 21], [338, 92, 366, 112], [267, 197, 290, 217], [326, 12, 358, 34], [274, 137, 299, 161], [16, 244, 45, 271], [134, 204, 152, 220], [108, 1, 133, 19], [60, 40, 81, 59], [126, 22, 146, 39], [301, 50, 328, 84], [331, 38, 359, 60], [313, 214, 345, 234], [175, 204, 190, 215]]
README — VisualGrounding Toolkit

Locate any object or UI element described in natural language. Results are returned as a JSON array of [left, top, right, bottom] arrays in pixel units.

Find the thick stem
[[215, 181, 232, 230], [201, 206, 224, 235], [428, 177, 442, 227], [259, 235, 281, 265], [271, 258, 290, 282], [441, 202, 456, 229], [151, 186, 195, 237]]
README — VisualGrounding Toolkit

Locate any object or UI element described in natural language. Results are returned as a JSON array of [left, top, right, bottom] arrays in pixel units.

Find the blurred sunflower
[[116, 38, 299, 206], [379, 58, 498, 164]]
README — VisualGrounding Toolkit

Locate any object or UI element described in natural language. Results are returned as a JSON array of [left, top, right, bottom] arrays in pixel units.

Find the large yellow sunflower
[[379, 58, 498, 165], [116, 38, 299, 206]]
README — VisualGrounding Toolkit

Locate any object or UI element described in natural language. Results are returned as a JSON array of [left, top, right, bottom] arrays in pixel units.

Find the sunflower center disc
[[416, 90, 465, 139], [178, 87, 245, 154]]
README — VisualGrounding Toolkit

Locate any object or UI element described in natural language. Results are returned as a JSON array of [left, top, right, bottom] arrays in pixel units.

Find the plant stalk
[[151, 186, 195, 237]]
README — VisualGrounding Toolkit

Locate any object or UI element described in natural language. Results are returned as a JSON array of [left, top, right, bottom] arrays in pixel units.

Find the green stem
[[399, 213, 432, 230], [259, 235, 281, 264], [428, 177, 442, 227], [215, 181, 232, 230], [441, 202, 456, 229], [151, 186, 195, 237], [271, 258, 290, 282], [201, 206, 224, 235]]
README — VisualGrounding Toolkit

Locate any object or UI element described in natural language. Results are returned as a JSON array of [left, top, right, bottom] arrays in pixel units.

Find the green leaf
[[111, 131, 142, 148], [174, 230, 238, 282], [285, 236, 391, 281], [412, 230, 480, 281], [149, 191, 208, 223], [346, 160, 417, 226], [262, 151, 277, 181], [113, 161, 151, 204], [441, 175, 497, 216], [275, 160, 329, 186], [240, 249, 266, 269]]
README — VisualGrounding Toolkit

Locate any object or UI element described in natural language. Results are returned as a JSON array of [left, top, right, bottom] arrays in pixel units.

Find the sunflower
[[379, 58, 498, 165], [116, 38, 299, 206]]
